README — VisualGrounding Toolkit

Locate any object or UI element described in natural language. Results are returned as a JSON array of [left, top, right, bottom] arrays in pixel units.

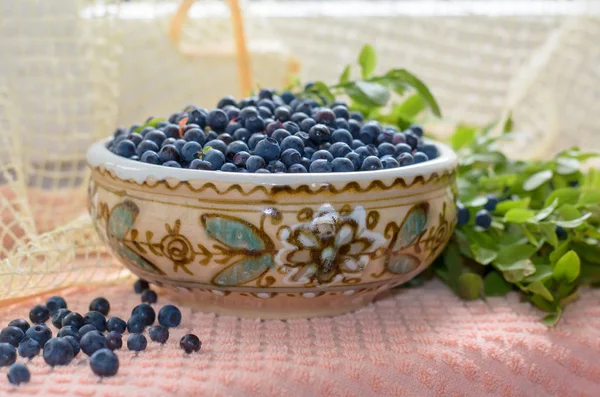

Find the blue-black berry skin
[[280, 149, 301, 168], [225, 141, 249, 161], [78, 324, 98, 337], [244, 116, 265, 133], [556, 226, 567, 240], [456, 203, 470, 226], [245, 155, 266, 173], [332, 105, 350, 120], [158, 144, 181, 164], [309, 159, 332, 173], [226, 121, 242, 135], [484, 194, 498, 212], [148, 325, 169, 344], [280, 91, 295, 104], [89, 297, 110, 316], [183, 128, 205, 145], [144, 130, 167, 147], [381, 156, 399, 169], [0, 342, 17, 366], [131, 304, 156, 326], [280, 135, 304, 154], [300, 118, 316, 133], [141, 150, 160, 164], [395, 143, 412, 156], [282, 121, 300, 134], [189, 159, 213, 170], [206, 130, 218, 141], [334, 118, 349, 131], [359, 122, 381, 145], [207, 109, 229, 132], [418, 142, 438, 160], [267, 160, 287, 173], [217, 133, 234, 145], [46, 296, 67, 315], [413, 152, 429, 164], [127, 334, 147, 352], [232, 151, 250, 167], [203, 149, 226, 170], [288, 164, 307, 173], [377, 143, 396, 157], [17, 337, 40, 359], [161, 137, 176, 148], [0, 326, 24, 347], [127, 316, 146, 334], [405, 130, 419, 149], [181, 141, 202, 163], [162, 124, 181, 139], [105, 331, 123, 351], [248, 133, 266, 151], [80, 330, 107, 357], [63, 335, 80, 357], [43, 338, 74, 366], [345, 152, 361, 170], [361, 156, 383, 171], [106, 317, 127, 334], [114, 140, 136, 158], [133, 279, 149, 294], [271, 128, 290, 144], [204, 137, 227, 154], [141, 289, 158, 304], [331, 158, 355, 173], [84, 311, 107, 332], [397, 152, 415, 167], [179, 334, 201, 354], [308, 124, 330, 145], [90, 348, 119, 377], [331, 129, 353, 145], [188, 109, 207, 129], [158, 305, 182, 328], [329, 142, 352, 159], [217, 95, 237, 109], [409, 124, 424, 138], [233, 128, 251, 143], [314, 108, 335, 126], [7, 363, 30, 385], [7, 319, 29, 334], [475, 209, 492, 230], [163, 160, 181, 168], [311, 150, 333, 163], [254, 138, 281, 162], [274, 106, 291, 122], [29, 305, 49, 324], [57, 325, 80, 341]]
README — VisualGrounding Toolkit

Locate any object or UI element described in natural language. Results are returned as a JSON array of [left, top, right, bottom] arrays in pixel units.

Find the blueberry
[[225, 122, 242, 136], [484, 194, 498, 212], [148, 325, 169, 344], [141, 150, 160, 164], [271, 129, 291, 144], [232, 128, 251, 143], [331, 129, 353, 145], [162, 160, 181, 168], [475, 209, 492, 229], [280, 91, 295, 104], [84, 311, 106, 332], [0, 327, 24, 347], [257, 99, 275, 113], [179, 334, 201, 354], [244, 115, 265, 133], [254, 138, 281, 162], [294, 101, 313, 115], [377, 142, 395, 157], [300, 118, 316, 133], [0, 342, 16, 366], [161, 137, 176, 148], [350, 139, 363, 150], [207, 131, 219, 141], [395, 143, 412, 156], [390, 132, 406, 145], [258, 106, 272, 119], [280, 135, 304, 154], [405, 130, 419, 149], [7, 320, 29, 336], [189, 159, 213, 170], [413, 152, 429, 164], [348, 111, 363, 122], [131, 303, 156, 326], [181, 141, 202, 163], [556, 226, 567, 240], [183, 128, 206, 146], [300, 157, 312, 170], [127, 316, 146, 334], [225, 141, 249, 161], [332, 105, 350, 120], [309, 159, 332, 173], [291, 112, 308, 124], [313, 109, 334, 126], [78, 324, 97, 337], [238, 98, 257, 109], [288, 164, 308, 173], [381, 156, 399, 169], [348, 119, 361, 139], [245, 155, 266, 172], [409, 124, 424, 137], [17, 336, 40, 359], [329, 142, 352, 159], [127, 133, 144, 146], [457, 203, 470, 226], [311, 150, 334, 163], [361, 156, 383, 171], [51, 308, 71, 329], [136, 140, 160, 158], [105, 331, 122, 351], [7, 363, 30, 385], [397, 152, 415, 167], [63, 335, 80, 357], [162, 123, 181, 139], [187, 109, 207, 129], [45, 296, 67, 314], [61, 312, 84, 330], [158, 305, 182, 328], [89, 297, 110, 316], [57, 326, 80, 341], [354, 146, 371, 162], [267, 160, 287, 173], [204, 139, 227, 154], [282, 121, 300, 134], [418, 142, 438, 160], [231, 150, 250, 167], [334, 118, 350, 131], [115, 140, 136, 158], [248, 133, 266, 150], [265, 121, 279, 136], [106, 317, 127, 334], [331, 157, 355, 173], [294, 130, 310, 141], [217, 133, 234, 145], [359, 122, 382, 145], [80, 330, 107, 357], [134, 279, 149, 294], [280, 149, 302, 167], [29, 304, 49, 324], [43, 337, 74, 366], [303, 147, 316, 160], [183, 123, 200, 132], [345, 152, 361, 170], [255, 168, 270, 173], [203, 149, 226, 170], [89, 348, 120, 377], [219, 163, 236, 172], [207, 109, 229, 132], [158, 144, 181, 164], [309, 124, 330, 144], [127, 334, 147, 352], [217, 95, 237, 108]]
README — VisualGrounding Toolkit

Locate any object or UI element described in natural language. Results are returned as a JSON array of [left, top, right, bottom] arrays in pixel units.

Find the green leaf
[[347, 81, 390, 107], [384, 69, 441, 117], [457, 273, 483, 300], [502, 112, 513, 133], [544, 188, 580, 207], [495, 198, 530, 215], [306, 81, 335, 103], [495, 244, 539, 266], [540, 223, 558, 247], [525, 281, 554, 302], [451, 125, 477, 150], [464, 196, 488, 207], [392, 94, 425, 119], [531, 295, 556, 312], [523, 264, 553, 282], [553, 250, 580, 283], [550, 239, 570, 264], [483, 272, 512, 296], [554, 213, 591, 228], [471, 245, 497, 265], [523, 170, 553, 191], [542, 313, 561, 327], [557, 204, 581, 220], [339, 65, 351, 84], [556, 157, 580, 175], [504, 208, 535, 223], [577, 189, 600, 207], [531, 199, 558, 222], [358, 44, 377, 79]]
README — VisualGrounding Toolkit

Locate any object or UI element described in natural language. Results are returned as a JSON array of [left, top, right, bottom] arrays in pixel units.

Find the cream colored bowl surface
[[87, 138, 457, 318]]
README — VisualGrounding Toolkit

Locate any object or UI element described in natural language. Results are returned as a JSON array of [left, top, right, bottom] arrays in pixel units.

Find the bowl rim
[[87, 137, 457, 185]]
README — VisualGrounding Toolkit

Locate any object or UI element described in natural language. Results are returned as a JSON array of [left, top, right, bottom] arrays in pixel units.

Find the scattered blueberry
[[179, 334, 201, 354], [29, 305, 49, 324], [90, 348, 119, 377], [134, 279, 149, 294], [132, 304, 156, 326], [0, 326, 24, 347], [7, 363, 30, 385], [127, 334, 147, 352], [63, 335, 80, 357], [80, 330, 107, 357], [45, 296, 67, 315], [7, 319, 29, 334], [0, 342, 17, 366], [17, 337, 40, 359], [51, 309, 71, 329], [148, 325, 169, 344], [157, 305, 181, 328], [106, 317, 127, 334], [556, 226, 567, 240], [25, 324, 52, 346], [475, 209, 492, 230], [43, 338, 74, 366], [484, 194, 498, 212], [141, 289, 158, 304], [105, 331, 123, 351], [127, 316, 146, 334], [84, 311, 107, 332], [456, 203, 470, 226], [57, 325, 80, 341], [78, 324, 98, 337]]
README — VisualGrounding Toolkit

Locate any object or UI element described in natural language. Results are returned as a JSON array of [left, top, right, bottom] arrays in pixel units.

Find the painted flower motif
[[277, 204, 386, 285]]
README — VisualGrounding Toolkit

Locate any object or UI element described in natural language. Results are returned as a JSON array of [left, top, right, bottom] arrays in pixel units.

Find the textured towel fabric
[[0, 280, 598, 397]]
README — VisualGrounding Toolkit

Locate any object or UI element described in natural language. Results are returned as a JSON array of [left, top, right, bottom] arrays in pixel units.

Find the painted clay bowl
[[87, 138, 457, 318]]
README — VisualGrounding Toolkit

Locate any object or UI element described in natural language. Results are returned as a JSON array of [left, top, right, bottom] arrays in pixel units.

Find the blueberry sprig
[[433, 117, 600, 326]]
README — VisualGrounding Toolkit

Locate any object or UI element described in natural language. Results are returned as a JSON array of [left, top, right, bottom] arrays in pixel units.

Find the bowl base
[[159, 287, 382, 319]]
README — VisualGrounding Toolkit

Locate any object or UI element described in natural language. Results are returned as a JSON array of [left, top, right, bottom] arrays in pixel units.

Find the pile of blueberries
[[0, 279, 201, 385], [108, 89, 439, 173]]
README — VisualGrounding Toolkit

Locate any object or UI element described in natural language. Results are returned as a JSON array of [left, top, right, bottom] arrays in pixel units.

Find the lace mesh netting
[[1, 0, 598, 300]]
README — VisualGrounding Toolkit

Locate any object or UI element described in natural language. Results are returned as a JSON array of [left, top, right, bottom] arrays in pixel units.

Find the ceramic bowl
[[87, 138, 457, 318]]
